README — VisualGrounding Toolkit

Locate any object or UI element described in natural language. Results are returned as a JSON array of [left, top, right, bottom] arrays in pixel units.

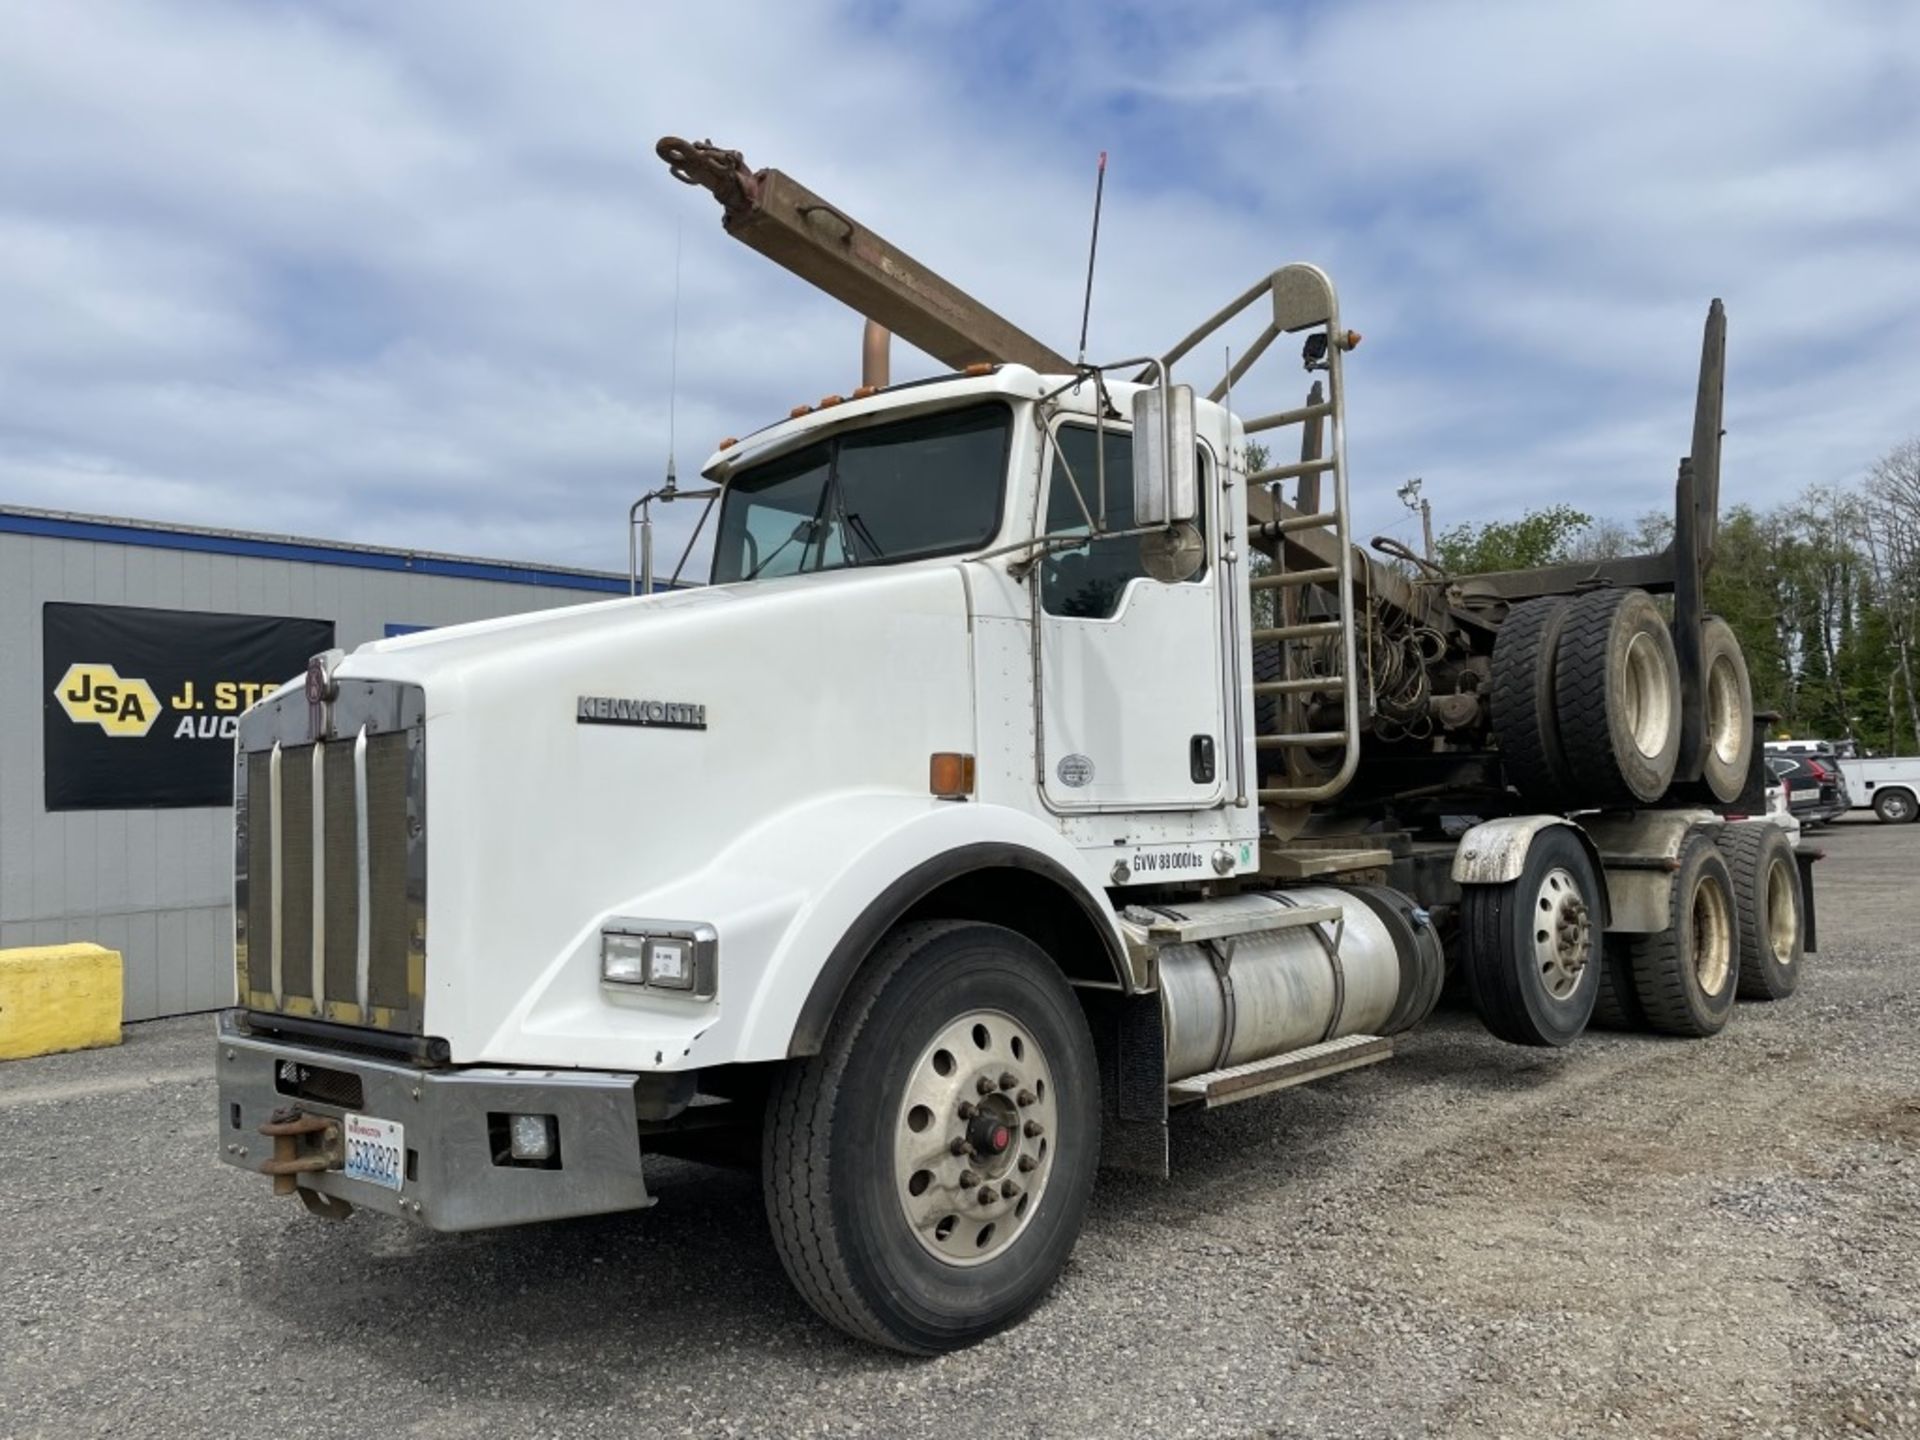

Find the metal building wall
[[0, 524, 623, 1021]]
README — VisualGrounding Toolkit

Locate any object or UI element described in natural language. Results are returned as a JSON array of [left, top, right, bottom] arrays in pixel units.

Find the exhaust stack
[[862, 319, 891, 389]]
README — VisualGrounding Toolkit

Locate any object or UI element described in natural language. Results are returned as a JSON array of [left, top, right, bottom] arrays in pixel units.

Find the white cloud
[[0, 0, 1915, 572]]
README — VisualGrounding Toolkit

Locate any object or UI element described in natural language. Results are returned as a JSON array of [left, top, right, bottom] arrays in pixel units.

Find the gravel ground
[[2, 818, 1917, 1439]]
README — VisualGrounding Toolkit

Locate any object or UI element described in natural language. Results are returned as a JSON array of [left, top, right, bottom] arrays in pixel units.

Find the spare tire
[[1491, 597, 1575, 805], [1555, 589, 1681, 806], [1698, 616, 1755, 804]]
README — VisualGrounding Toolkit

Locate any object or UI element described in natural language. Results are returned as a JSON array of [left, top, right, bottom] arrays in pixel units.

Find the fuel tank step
[[1167, 1032, 1392, 1109]]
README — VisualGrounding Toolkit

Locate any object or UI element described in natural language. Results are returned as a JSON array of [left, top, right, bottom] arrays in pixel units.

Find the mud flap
[[1085, 990, 1168, 1178], [1795, 847, 1821, 953]]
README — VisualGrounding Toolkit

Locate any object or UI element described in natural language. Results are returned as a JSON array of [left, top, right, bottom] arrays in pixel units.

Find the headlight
[[600, 932, 648, 985], [600, 921, 717, 999]]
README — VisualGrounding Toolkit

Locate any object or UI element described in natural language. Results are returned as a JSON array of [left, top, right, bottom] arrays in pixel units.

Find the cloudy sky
[[3, 0, 1917, 574]]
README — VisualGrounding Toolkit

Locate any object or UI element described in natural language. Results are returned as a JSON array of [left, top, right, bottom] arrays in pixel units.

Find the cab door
[[1036, 423, 1225, 811]]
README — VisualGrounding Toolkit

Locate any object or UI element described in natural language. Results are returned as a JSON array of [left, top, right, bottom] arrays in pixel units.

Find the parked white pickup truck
[[1838, 756, 1920, 824]]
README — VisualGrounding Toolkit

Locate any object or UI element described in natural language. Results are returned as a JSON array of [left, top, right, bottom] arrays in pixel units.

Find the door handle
[[1190, 734, 1216, 785]]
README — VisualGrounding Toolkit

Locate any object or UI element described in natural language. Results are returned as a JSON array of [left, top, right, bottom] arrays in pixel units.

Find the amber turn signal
[[929, 752, 976, 799]]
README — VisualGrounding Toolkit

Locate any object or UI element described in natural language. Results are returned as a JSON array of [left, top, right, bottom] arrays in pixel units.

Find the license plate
[[343, 1114, 406, 1191]]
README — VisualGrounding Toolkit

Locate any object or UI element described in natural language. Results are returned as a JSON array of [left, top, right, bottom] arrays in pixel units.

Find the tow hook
[[259, 1106, 343, 1196]]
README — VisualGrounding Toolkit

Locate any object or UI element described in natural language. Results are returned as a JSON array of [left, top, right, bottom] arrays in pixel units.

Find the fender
[[472, 793, 1129, 1071], [1451, 815, 1612, 926], [787, 837, 1133, 1057]]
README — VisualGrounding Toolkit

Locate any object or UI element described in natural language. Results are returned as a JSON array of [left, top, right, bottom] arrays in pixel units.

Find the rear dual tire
[[1719, 822, 1803, 1000], [1602, 834, 1740, 1037]]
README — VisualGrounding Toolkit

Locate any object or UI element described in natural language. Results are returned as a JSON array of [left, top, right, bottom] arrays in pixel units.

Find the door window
[[1040, 425, 1206, 618]]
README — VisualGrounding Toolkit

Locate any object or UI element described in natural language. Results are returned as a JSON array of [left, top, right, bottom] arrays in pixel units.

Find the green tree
[[1433, 505, 1594, 574]]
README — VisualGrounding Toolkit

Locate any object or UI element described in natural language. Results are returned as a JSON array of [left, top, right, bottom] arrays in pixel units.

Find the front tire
[[763, 921, 1099, 1353], [1460, 825, 1603, 1047]]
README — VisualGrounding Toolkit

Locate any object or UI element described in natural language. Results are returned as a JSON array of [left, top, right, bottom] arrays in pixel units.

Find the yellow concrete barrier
[[0, 943, 124, 1061]]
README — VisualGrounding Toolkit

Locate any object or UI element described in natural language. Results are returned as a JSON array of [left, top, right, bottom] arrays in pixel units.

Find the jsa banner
[[44, 602, 335, 811]]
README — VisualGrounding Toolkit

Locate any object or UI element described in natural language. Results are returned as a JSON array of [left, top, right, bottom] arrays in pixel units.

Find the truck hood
[[330, 564, 981, 1055]]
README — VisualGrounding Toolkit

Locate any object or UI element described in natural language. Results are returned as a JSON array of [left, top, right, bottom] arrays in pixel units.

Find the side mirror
[[1131, 383, 1198, 527]]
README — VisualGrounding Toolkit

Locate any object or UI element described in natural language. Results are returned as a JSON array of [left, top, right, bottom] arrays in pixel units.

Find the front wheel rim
[[894, 1009, 1058, 1266]]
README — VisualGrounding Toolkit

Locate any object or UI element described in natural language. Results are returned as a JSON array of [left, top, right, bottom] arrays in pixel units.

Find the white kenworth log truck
[[215, 138, 1818, 1353]]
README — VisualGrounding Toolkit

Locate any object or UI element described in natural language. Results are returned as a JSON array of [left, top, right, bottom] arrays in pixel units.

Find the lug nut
[[998, 1072, 1018, 1091], [1001, 1180, 1020, 1199], [959, 1169, 979, 1187], [976, 1076, 995, 1096], [957, 1100, 977, 1120], [1016, 1089, 1036, 1107], [949, 1137, 969, 1156], [1024, 1120, 1044, 1138], [977, 1186, 996, 1205], [1018, 1154, 1037, 1173]]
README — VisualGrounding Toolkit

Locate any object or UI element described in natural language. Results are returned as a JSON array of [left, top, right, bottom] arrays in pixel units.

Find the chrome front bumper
[[214, 1012, 652, 1231]]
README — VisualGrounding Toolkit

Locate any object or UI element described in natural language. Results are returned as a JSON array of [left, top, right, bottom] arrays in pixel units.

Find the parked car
[[1765, 741, 1855, 816], [1837, 754, 1920, 824], [1765, 752, 1849, 826], [1769, 736, 1860, 760]]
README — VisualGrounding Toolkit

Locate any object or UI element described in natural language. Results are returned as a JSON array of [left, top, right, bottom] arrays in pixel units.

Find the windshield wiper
[[844, 511, 885, 562], [825, 470, 863, 567], [746, 471, 838, 580]]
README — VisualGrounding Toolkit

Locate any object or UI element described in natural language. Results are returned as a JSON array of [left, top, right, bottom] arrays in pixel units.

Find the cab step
[[1167, 1033, 1392, 1109]]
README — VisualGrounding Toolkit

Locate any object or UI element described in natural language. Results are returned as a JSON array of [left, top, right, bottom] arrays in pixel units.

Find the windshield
[[710, 402, 1011, 584]]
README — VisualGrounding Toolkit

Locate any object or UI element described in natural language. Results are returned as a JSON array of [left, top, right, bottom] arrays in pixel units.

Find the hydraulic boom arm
[[656, 136, 1072, 375]]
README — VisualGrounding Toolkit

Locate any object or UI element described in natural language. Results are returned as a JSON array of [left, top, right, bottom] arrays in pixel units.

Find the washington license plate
[[343, 1114, 405, 1191]]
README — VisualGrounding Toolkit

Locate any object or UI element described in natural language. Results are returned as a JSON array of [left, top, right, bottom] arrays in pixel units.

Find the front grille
[[236, 682, 425, 1034]]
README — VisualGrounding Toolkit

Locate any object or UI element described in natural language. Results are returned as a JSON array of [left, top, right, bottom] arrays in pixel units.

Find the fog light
[[508, 1113, 556, 1162]]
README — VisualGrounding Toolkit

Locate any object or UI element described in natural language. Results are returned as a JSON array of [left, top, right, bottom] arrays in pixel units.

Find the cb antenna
[[665, 219, 683, 495], [1074, 151, 1107, 370]]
